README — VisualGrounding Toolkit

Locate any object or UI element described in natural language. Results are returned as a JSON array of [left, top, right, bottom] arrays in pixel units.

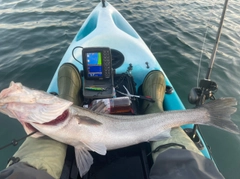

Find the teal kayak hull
[[47, 2, 211, 159]]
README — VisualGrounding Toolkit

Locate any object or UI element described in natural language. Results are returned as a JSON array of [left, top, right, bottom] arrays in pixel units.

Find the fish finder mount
[[82, 47, 114, 99]]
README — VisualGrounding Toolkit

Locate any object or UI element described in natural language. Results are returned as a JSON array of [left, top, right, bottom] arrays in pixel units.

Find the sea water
[[0, 0, 240, 178]]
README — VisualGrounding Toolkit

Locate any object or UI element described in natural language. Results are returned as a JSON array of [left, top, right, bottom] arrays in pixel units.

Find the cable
[[72, 46, 83, 65]]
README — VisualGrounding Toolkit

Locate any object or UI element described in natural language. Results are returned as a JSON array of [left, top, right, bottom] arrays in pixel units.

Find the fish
[[0, 81, 239, 176]]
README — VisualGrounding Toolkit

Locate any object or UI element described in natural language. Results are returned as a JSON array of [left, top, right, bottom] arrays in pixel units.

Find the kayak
[[47, 1, 212, 177]]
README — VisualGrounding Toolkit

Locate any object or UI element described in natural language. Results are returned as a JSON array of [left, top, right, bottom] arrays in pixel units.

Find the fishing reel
[[188, 79, 218, 105], [187, 79, 218, 149]]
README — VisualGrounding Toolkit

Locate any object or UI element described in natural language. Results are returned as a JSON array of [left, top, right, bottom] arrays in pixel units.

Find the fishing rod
[[206, 0, 229, 80], [188, 0, 229, 139]]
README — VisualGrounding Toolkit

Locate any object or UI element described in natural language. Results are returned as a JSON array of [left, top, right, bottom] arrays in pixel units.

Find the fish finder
[[82, 47, 112, 80], [82, 47, 114, 99]]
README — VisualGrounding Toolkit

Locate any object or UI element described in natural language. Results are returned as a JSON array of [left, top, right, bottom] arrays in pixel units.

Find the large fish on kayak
[[0, 82, 239, 176]]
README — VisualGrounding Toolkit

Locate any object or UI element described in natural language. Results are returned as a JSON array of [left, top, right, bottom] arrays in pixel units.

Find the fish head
[[0, 81, 73, 125]]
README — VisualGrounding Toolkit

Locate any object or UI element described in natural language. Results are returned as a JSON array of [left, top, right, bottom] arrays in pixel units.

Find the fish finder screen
[[86, 52, 103, 77]]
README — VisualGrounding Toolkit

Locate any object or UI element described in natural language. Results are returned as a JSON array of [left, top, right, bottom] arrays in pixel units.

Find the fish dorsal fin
[[75, 147, 93, 177], [149, 129, 171, 141]]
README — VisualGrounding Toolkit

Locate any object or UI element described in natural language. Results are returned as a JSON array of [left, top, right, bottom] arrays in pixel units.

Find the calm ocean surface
[[0, 0, 240, 178]]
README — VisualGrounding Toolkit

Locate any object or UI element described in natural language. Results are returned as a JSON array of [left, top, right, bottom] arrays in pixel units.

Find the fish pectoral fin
[[75, 147, 93, 177], [84, 142, 107, 155], [149, 129, 172, 141], [75, 115, 102, 126]]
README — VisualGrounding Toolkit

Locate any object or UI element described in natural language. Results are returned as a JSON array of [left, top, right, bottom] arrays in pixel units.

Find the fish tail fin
[[202, 97, 239, 134]]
